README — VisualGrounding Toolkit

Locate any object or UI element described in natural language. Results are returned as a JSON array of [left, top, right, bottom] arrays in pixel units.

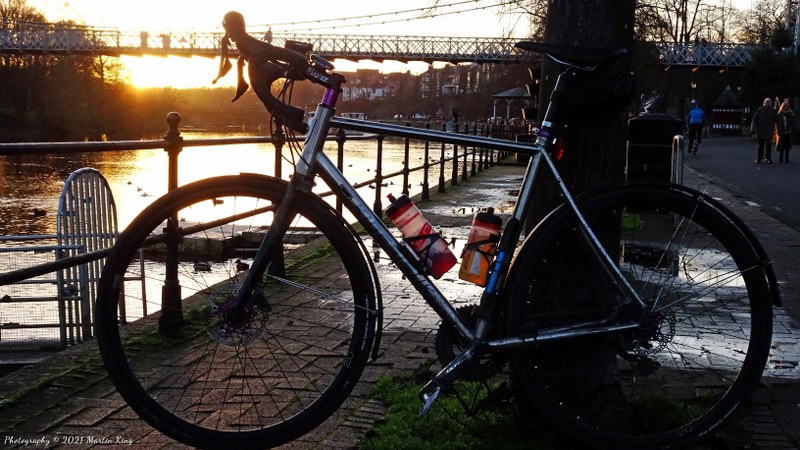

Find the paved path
[[688, 136, 800, 231], [681, 137, 800, 449], [0, 152, 798, 449]]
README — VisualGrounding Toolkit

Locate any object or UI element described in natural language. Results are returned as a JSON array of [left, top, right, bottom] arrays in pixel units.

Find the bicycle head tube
[[218, 12, 345, 133]]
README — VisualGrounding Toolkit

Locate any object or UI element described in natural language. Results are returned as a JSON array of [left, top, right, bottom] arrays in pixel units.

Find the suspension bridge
[[0, 21, 761, 68]]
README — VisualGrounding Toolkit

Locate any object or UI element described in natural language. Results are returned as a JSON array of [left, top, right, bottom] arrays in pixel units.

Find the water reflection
[[0, 132, 453, 236]]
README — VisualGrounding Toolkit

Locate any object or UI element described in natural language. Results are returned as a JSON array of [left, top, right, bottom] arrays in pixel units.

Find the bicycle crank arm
[[418, 341, 485, 416]]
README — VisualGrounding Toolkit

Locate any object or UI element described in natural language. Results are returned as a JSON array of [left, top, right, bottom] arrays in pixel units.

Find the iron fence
[[0, 112, 522, 364]]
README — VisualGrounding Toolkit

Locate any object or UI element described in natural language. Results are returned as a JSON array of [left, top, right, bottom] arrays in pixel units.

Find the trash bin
[[626, 113, 683, 182], [515, 133, 536, 162]]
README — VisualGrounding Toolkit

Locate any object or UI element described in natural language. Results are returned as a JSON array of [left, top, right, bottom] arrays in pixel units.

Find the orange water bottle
[[459, 208, 502, 286], [385, 194, 457, 279]]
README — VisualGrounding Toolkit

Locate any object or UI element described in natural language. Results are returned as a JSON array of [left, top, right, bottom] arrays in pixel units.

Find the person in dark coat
[[750, 97, 778, 163]]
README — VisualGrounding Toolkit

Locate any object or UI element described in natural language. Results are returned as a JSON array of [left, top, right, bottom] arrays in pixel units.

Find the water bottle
[[385, 194, 456, 279], [459, 208, 502, 286]]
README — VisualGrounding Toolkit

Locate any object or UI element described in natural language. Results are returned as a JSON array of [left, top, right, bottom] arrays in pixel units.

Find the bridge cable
[[260, 1, 518, 32]]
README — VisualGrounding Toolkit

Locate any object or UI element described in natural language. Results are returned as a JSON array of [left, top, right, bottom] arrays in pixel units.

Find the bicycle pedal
[[418, 385, 442, 417]]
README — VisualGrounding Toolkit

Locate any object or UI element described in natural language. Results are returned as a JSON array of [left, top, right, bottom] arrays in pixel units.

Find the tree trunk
[[541, 0, 635, 193], [528, 0, 637, 428]]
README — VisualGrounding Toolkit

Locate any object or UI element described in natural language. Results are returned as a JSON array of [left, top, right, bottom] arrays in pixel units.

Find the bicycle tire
[[505, 184, 772, 449], [95, 174, 377, 449]]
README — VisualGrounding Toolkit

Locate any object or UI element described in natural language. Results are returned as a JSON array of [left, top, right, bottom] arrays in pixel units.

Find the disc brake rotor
[[208, 292, 271, 347]]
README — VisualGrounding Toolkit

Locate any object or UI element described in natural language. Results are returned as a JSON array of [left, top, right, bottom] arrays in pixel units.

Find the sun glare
[[122, 56, 228, 89]]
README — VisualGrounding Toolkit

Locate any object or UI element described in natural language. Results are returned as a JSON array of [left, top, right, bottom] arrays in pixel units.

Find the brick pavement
[[0, 152, 798, 449]]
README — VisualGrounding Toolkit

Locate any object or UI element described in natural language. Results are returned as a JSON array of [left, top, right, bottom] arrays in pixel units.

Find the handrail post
[[273, 124, 285, 178], [451, 122, 459, 186], [422, 123, 430, 201], [438, 123, 446, 193], [402, 122, 411, 195], [160, 112, 184, 334], [475, 123, 485, 171], [373, 135, 385, 217], [165, 112, 183, 192], [467, 124, 475, 177]]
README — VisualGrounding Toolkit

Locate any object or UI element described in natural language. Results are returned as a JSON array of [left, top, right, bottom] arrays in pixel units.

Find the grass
[[359, 376, 559, 450], [359, 375, 757, 450]]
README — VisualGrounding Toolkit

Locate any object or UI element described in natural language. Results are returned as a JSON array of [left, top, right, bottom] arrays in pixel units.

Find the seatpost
[[533, 68, 571, 152]]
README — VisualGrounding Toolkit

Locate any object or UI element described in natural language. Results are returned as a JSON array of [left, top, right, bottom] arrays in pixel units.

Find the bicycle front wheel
[[95, 174, 377, 449], [505, 184, 773, 449]]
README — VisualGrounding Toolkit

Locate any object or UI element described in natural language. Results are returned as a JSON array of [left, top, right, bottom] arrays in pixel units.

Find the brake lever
[[231, 56, 249, 102], [213, 34, 233, 84], [213, 31, 250, 103]]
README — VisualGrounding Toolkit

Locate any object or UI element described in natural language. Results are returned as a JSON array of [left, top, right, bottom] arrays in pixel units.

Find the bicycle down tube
[[327, 119, 646, 306]]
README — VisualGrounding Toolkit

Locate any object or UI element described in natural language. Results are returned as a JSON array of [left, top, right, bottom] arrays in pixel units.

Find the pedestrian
[[776, 100, 794, 163], [686, 100, 705, 154], [750, 97, 777, 163]]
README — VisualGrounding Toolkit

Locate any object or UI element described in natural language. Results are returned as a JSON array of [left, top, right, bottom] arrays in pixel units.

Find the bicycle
[[95, 11, 780, 450], [687, 123, 702, 155], [687, 135, 700, 154]]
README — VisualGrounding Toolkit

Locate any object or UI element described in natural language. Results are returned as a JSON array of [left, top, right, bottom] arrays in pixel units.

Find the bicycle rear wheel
[[505, 184, 773, 449], [95, 174, 377, 449]]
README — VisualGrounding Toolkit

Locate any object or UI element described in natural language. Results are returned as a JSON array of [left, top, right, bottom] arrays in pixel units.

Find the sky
[[26, 0, 530, 88]]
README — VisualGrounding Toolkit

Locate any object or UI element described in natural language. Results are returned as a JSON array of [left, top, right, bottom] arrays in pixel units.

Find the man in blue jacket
[[686, 100, 706, 154]]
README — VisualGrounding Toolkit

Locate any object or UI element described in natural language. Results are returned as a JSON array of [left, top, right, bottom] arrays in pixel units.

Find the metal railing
[[0, 113, 521, 356]]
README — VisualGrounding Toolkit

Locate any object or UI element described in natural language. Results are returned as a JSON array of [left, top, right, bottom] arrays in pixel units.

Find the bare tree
[[734, 0, 790, 45], [634, 0, 748, 43], [0, 0, 41, 23]]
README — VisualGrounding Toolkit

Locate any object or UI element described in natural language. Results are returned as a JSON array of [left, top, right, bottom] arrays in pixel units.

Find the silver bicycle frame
[[277, 104, 645, 348]]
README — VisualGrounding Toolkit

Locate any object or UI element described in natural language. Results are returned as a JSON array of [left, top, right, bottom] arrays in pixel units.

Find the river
[[0, 131, 464, 360], [0, 131, 458, 237]]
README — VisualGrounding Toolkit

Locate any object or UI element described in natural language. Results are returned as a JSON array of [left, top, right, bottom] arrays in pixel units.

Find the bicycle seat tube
[[507, 66, 644, 309], [478, 67, 572, 303]]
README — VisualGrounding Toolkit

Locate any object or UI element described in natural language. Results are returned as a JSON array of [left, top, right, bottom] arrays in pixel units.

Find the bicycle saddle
[[515, 41, 627, 68]]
